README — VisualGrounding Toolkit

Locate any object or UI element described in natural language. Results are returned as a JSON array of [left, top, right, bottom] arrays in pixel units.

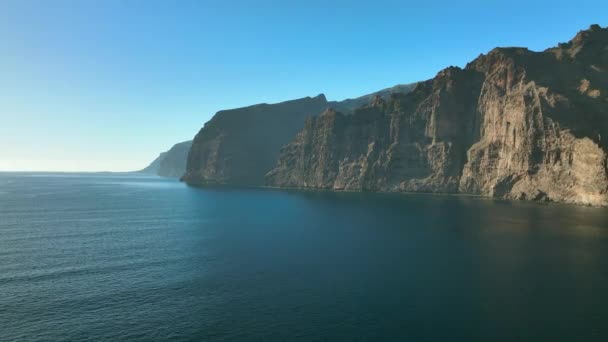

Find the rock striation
[[266, 25, 608, 206]]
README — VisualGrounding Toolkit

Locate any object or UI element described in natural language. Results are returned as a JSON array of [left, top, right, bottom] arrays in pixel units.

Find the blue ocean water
[[1, 172, 607, 341]]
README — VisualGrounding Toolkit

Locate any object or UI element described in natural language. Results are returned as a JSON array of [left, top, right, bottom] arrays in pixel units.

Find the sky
[[0, 0, 606, 172]]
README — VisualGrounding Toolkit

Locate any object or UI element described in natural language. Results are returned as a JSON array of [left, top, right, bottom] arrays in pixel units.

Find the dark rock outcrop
[[139, 140, 193, 178], [267, 25, 608, 206], [182, 95, 331, 185]]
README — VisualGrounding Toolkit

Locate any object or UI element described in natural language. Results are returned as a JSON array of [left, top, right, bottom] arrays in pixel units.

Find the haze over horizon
[[1, 0, 606, 172]]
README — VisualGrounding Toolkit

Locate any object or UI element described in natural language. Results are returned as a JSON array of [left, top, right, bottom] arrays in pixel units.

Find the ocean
[[1, 172, 607, 341]]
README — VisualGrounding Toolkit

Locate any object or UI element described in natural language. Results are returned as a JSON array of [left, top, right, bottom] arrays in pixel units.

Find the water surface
[[1, 173, 607, 341]]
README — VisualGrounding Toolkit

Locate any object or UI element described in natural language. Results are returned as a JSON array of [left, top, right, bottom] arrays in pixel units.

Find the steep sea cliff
[[183, 25, 608, 206], [266, 25, 608, 206]]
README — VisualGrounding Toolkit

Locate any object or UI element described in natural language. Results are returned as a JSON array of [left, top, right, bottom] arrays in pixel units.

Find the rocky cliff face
[[267, 25, 608, 206], [182, 95, 330, 185], [181, 85, 417, 187], [139, 140, 192, 178]]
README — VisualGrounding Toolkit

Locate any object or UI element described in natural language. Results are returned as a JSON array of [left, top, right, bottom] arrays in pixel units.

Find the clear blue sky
[[0, 0, 605, 171]]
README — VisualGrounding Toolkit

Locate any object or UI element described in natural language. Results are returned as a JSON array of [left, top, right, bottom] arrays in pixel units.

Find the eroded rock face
[[267, 25, 608, 206], [266, 68, 482, 193]]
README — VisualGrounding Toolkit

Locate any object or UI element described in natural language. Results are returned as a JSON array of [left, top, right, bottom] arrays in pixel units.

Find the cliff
[[182, 95, 331, 185], [139, 152, 167, 175], [138, 140, 193, 178], [267, 25, 608, 206], [181, 85, 418, 186]]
